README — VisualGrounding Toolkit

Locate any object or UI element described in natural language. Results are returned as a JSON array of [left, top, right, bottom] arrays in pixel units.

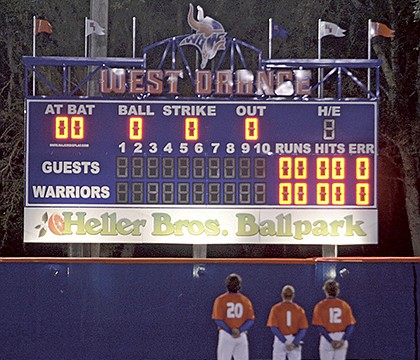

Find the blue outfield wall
[[0, 258, 418, 360]]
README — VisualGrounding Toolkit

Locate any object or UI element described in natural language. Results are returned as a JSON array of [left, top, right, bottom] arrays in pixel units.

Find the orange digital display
[[55, 116, 85, 140], [332, 183, 345, 205], [129, 117, 143, 140], [71, 117, 84, 139], [279, 183, 292, 204], [316, 157, 330, 179], [278, 156, 372, 206], [279, 157, 292, 179], [55, 116, 69, 139], [245, 117, 259, 140], [332, 157, 345, 179], [316, 183, 330, 205], [356, 183, 370, 205], [356, 157, 370, 180], [294, 183, 308, 205], [294, 157, 307, 179], [185, 117, 198, 140]]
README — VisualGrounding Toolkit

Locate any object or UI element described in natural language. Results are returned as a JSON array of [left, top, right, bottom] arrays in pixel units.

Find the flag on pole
[[271, 20, 288, 39], [35, 19, 52, 34], [319, 21, 346, 38], [369, 22, 395, 38], [86, 19, 106, 36]]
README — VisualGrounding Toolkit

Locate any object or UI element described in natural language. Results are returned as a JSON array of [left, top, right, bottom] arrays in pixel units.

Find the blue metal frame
[[23, 36, 380, 100], [262, 58, 381, 100]]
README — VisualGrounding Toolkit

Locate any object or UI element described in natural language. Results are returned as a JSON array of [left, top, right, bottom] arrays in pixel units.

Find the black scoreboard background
[[24, 99, 378, 244]]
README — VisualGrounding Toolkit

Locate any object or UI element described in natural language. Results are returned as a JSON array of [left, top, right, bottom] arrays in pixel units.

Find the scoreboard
[[24, 99, 378, 244]]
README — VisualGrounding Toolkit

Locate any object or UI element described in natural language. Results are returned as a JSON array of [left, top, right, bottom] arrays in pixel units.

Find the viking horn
[[187, 3, 200, 31]]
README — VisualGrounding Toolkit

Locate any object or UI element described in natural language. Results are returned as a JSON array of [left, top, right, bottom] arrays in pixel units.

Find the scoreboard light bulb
[[185, 117, 199, 140], [245, 117, 259, 140]]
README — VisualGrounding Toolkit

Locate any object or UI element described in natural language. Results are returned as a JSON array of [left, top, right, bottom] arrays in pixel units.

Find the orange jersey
[[267, 301, 309, 335], [212, 292, 255, 329], [312, 298, 356, 333]]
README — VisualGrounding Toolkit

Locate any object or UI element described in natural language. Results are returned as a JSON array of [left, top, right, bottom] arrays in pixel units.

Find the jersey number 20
[[226, 302, 244, 318]]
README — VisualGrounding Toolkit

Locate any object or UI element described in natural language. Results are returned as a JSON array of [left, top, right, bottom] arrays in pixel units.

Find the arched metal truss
[[23, 35, 381, 100]]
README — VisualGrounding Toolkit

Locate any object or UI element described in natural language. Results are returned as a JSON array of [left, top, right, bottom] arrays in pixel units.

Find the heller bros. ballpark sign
[[23, 4, 379, 245]]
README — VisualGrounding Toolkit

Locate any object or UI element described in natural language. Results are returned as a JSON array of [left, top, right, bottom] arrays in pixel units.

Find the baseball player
[[212, 273, 255, 360], [312, 279, 356, 360], [266, 285, 308, 360]]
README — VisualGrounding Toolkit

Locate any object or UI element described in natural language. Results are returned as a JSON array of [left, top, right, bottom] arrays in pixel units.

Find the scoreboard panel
[[24, 99, 378, 244], [26, 100, 376, 207]]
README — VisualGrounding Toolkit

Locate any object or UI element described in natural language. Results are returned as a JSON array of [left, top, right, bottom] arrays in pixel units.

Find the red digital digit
[[55, 116, 69, 139], [278, 183, 292, 204], [279, 157, 292, 179], [185, 117, 198, 140], [71, 116, 84, 139], [245, 117, 259, 140], [129, 117, 143, 140]]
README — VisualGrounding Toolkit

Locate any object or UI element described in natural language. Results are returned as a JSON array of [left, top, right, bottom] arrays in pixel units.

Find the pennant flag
[[35, 19, 52, 34], [369, 22, 395, 38], [319, 21, 346, 38], [272, 21, 288, 39], [86, 19, 105, 36]]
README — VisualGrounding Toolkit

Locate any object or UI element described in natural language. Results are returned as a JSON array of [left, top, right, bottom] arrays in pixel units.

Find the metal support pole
[[322, 245, 337, 257]]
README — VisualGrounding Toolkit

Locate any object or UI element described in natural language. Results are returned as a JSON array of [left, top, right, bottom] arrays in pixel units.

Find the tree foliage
[[0, 0, 419, 256]]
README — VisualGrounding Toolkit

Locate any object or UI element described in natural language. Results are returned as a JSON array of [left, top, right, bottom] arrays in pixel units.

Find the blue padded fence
[[0, 258, 418, 360]]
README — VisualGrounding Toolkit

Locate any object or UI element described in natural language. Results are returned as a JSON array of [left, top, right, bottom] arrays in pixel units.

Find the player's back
[[312, 297, 356, 333], [267, 301, 308, 335], [212, 292, 255, 329]]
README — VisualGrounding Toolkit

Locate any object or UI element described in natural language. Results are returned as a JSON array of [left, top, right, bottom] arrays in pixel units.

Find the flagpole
[[367, 19, 372, 97], [132, 17, 136, 58], [33, 16, 36, 95], [318, 19, 322, 98], [268, 18, 272, 59], [84, 17, 88, 57]]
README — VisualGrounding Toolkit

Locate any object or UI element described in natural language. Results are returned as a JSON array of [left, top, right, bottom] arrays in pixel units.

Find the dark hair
[[323, 279, 340, 297], [225, 273, 242, 293]]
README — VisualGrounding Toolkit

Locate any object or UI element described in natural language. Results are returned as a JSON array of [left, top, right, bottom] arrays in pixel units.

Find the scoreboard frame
[[24, 98, 378, 245]]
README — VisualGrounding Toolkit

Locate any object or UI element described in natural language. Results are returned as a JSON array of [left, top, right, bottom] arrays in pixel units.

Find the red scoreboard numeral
[[332, 183, 345, 205], [356, 183, 370, 205], [316, 157, 330, 179], [356, 157, 370, 180], [245, 117, 259, 140], [279, 183, 292, 204], [294, 183, 308, 205], [317, 183, 330, 205], [294, 157, 307, 179], [129, 117, 143, 140], [185, 117, 199, 140], [55, 116, 85, 140], [279, 157, 292, 179], [71, 116, 84, 139], [55, 116, 69, 139], [332, 157, 345, 179]]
